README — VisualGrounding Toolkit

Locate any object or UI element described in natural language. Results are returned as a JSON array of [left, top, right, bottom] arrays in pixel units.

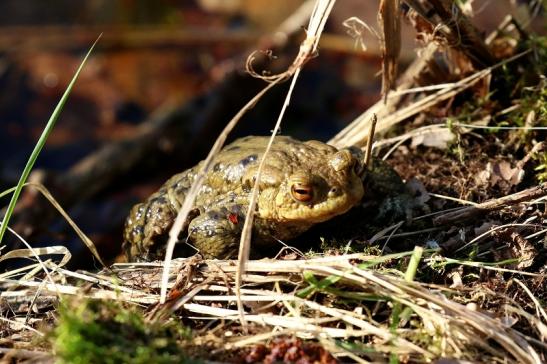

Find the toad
[[123, 136, 365, 261]]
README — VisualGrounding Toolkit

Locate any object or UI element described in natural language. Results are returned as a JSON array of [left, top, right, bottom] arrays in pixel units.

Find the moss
[[50, 298, 198, 364]]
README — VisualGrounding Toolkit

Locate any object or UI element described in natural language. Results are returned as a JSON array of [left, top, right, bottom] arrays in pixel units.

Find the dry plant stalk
[[427, 0, 495, 67], [363, 114, 378, 169], [2, 182, 106, 268], [328, 42, 440, 148], [378, 0, 401, 102], [434, 182, 547, 225], [330, 0, 505, 149], [329, 50, 530, 148]]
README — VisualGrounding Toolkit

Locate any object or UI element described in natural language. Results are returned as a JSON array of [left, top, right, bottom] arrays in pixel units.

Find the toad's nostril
[[328, 187, 340, 197]]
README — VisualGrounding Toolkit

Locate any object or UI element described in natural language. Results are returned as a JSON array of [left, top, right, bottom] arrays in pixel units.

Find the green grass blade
[[0, 35, 101, 245], [404, 246, 423, 282]]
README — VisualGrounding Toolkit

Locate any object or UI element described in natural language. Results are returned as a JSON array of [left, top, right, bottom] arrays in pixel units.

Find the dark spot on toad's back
[[207, 210, 223, 220], [239, 154, 258, 167]]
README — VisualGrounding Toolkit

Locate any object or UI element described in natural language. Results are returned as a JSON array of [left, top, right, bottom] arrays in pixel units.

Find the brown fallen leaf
[[475, 161, 524, 190], [492, 228, 537, 269], [411, 128, 455, 149]]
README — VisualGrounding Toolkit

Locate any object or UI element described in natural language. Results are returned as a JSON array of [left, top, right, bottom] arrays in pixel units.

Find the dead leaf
[[492, 229, 537, 269], [476, 161, 524, 189], [281, 252, 299, 260], [490, 161, 524, 187], [449, 269, 463, 288], [475, 167, 491, 186], [411, 128, 455, 149]]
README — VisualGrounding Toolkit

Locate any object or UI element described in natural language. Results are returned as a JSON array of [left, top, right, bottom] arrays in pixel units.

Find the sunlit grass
[[0, 35, 101, 245]]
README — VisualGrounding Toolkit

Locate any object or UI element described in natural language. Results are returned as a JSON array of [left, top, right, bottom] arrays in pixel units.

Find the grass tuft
[[0, 35, 101, 245], [51, 298, 195, 364]]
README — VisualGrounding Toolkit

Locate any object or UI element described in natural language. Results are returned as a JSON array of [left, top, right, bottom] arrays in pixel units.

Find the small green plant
[[51, 298, 196, 364], [534, 151, 547, 182]]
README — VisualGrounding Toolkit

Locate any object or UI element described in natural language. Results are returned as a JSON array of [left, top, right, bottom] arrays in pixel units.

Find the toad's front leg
[[123, 194, 177, 262], [187, 204, 246, 259]]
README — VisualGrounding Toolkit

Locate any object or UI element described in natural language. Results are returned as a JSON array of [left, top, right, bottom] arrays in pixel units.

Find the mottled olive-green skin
[[123, 136, 365, 261]]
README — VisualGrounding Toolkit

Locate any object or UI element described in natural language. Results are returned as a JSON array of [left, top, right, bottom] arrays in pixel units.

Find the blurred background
[[0, 0, 544, 267]]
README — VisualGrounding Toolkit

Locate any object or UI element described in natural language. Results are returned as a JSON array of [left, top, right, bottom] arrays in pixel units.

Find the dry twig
[[434, 182, 547, 225]]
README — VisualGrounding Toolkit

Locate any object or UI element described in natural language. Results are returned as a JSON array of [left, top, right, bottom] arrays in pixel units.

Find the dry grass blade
[[503, 306, 547, 342], [513, 278, 547, 324], [0, 277, 158, 304], [3, 250, 545, 362], [0, 246, 70, 267], [16, 182, 106, 268], [0, 182, 105, 270], [234, 70, 299, 328], [454, 222, 544, 253], [0, 225, 69, 302], [330, 49, 531, 148], [0, 316, 44, 336], [309, 264, 543, 363]]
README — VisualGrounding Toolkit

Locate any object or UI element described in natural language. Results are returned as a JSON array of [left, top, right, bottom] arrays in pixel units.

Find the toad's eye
[[290, 183, 314, 203]]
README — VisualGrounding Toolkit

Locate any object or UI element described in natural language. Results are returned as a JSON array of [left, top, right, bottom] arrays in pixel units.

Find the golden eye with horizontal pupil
[[291, 183, 314, 202]]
